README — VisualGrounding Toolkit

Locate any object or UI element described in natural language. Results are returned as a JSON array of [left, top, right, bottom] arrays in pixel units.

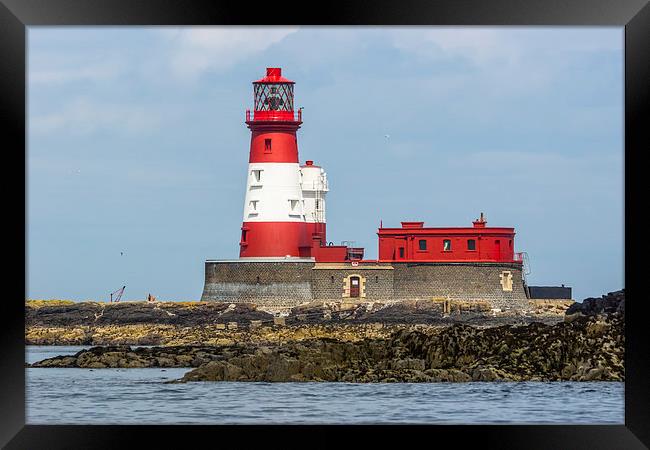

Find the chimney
[[473, 212, 487, 228]]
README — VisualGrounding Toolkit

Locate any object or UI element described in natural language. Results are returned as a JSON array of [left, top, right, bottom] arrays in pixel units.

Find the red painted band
[[239, 222, 310, 258], [248, 129, 300, 163]]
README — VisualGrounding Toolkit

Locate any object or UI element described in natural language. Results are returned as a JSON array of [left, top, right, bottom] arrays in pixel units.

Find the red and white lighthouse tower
[[239, 68, 308, 258]]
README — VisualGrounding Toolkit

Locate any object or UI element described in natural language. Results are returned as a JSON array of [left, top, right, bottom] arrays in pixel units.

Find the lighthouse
[[203, 67, 537, 308], [240, 67, 310, 258]]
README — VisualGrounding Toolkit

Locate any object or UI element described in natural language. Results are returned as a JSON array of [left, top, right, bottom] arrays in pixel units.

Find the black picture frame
[[2, 0, 648, 447]]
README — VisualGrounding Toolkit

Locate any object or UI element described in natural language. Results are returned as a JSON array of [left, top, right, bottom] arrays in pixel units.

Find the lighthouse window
[[289, 199, 300, 211], [443, 240, 452, 251], [254, 83, 294, 111], [467, 239, 476, 251], [264, 139, 272, 153], [418, 240, 427, 251], [252, 170, 262, 182], [249, 200, 258, 211]]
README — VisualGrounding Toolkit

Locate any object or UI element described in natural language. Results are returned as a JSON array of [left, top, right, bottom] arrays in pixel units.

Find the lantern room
[[247, 67, 299, 122]]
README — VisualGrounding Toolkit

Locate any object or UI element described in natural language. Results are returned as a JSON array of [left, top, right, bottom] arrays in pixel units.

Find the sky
[[27, 27, 624, 302]]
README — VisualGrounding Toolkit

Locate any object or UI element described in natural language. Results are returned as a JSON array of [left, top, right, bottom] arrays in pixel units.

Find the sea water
[[26, 346, 624, 425]]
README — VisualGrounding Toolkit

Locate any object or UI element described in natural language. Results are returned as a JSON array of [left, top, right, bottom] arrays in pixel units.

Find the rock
[[390, 358, 426, 371], [471, 366, 514, 382], [26, 301, 274, 328], [181, 361, 244, 382], [155, 357, 175, 367], [424, 368, 472, 382], [565, 290, 624, 318], [582, 367, 606, 381], [26, 298, 573, 347]]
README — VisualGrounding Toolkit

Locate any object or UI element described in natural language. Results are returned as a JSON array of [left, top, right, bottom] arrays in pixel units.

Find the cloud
[[29, 27, 300, 88], [388, 28, 621, 96], [29, 60, 126, 84], [389, 28, 621, 66], [159, 27, 299, 80], [30, 98, 165, 135], [390, 28, 518, 66]]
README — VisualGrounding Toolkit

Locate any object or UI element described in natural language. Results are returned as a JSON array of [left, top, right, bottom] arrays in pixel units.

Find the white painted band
[[242, 163, 306, 222]]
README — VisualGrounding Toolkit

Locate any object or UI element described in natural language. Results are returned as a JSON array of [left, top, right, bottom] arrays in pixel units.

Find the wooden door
[[350, 276, 360, 298]]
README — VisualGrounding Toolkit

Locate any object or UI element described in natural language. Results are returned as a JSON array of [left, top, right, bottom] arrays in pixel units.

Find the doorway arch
[[342, 274, 366, 299]]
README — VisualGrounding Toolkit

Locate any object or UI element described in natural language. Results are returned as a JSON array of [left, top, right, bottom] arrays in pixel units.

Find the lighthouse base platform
[[201, 259, 529, 310]]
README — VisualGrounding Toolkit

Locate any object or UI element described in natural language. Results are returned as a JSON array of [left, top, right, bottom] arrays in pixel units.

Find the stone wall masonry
[[391, 262, 529, 309], [201, 261, 314, 306], [201, 261, 529, 309], [311, 267, 394, 301]]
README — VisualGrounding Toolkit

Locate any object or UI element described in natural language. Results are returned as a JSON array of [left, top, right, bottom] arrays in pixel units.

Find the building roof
[[378, 227, 515, 236], [377, 219, 515, 236], [528, 286, 572, 299]]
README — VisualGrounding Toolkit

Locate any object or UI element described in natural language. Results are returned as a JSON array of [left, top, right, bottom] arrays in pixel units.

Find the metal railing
[[246, 109, 302, 122]]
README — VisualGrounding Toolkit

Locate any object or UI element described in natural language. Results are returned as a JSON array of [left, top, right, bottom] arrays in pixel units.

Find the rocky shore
[[26, 297, 572, 346], [26, 301, 272, 327], [28, 290, 625, 383]]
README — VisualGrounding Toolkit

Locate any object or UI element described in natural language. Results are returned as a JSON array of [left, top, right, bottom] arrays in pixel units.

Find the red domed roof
[[254, 67, 295, 84]]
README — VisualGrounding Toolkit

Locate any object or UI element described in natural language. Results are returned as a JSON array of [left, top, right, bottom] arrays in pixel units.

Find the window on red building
[[399, 247, 405, 258], [443, 240, 451, 251], [418, 240, 427, 250], [467, 239, 476, 251], [264, 139, 272, 153]]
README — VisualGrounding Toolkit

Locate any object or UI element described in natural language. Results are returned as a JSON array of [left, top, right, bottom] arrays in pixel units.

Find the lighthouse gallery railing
[[246, 109, 302, 122]]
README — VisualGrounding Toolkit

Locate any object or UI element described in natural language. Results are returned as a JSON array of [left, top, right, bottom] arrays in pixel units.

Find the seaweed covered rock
[[565, 290, 624, 321], [26, 301, 273, 327], [177, 313, 622, 382], [30, 292, 624, 383], [32, 311, 623, 382]]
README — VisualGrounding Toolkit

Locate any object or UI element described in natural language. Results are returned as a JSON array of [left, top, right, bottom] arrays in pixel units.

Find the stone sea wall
[[391, 263, 528, 308], [200, 260, 530, 308], [201, 261, 313, 306]]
